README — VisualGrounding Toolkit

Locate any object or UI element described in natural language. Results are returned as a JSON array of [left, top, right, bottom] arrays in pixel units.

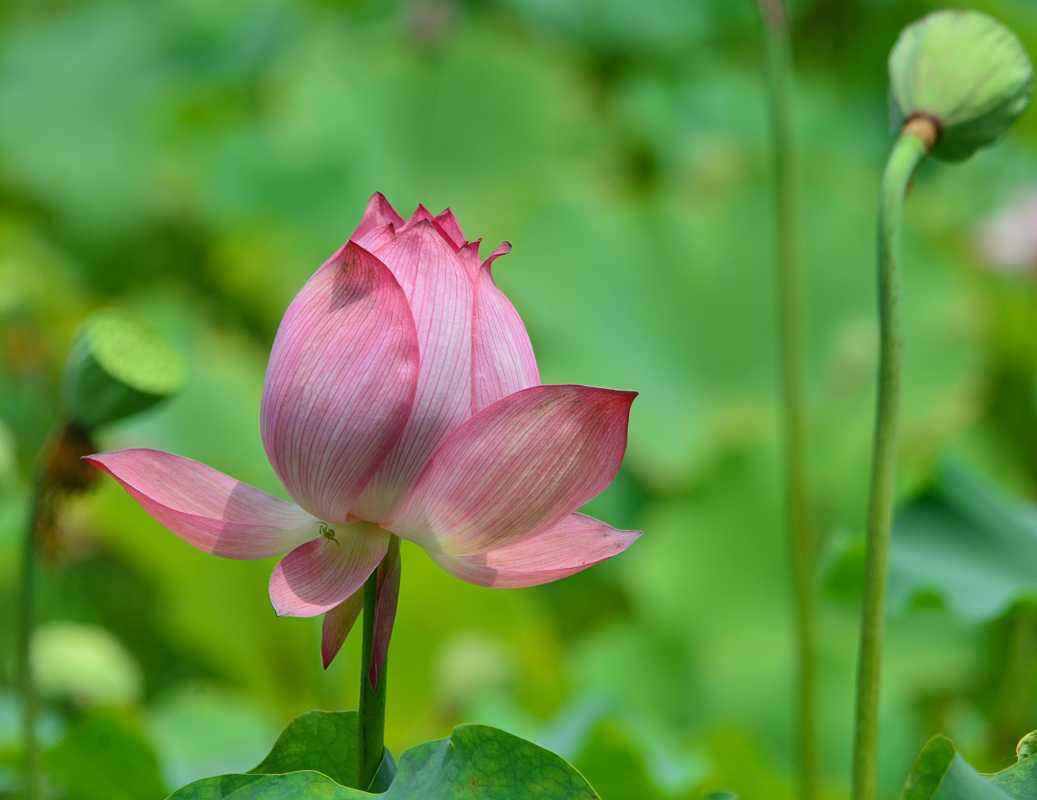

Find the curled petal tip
[[482, 241, 512, 272], [580, 384, 639, 407]]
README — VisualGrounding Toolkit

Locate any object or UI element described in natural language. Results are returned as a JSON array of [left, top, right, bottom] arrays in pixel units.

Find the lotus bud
[[889, 9, 1033, 160], [62, 310, 184, 430]]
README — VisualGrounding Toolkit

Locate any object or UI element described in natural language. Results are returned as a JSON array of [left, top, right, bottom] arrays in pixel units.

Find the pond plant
[[756, 2, 817, 798], [853, 9, 1032, 800], [84, 196, 640, 795], [12, 6, 1037, 800], [18, 312, 184, 800]]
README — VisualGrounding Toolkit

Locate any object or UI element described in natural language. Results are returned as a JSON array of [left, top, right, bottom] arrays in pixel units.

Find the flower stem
[[357, 537, 398, 788], [852, 121, 932, 800], [757, 3, 818, 798], [18, 466, 47, 800]]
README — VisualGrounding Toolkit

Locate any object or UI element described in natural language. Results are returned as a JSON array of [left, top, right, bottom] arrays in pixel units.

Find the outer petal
[[269, 523, 389, 617], [321, 591, 363, 669], [389, 384, 636, 555], [352, 192, 404, 245], [353, 222, 474, 522], [354, 222, 396, 253], [261, 241, 419, 523], [431, 513, 640, 587], [471, 245, 540, 412], [84, 449, 318, 558]]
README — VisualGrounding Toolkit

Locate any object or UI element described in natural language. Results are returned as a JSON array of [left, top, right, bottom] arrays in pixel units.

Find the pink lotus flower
[[85, 194, 640, 667]]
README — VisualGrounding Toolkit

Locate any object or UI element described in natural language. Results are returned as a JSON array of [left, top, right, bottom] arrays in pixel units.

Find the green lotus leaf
[[888, 460, 1037, 621], [169, 713, 598, 799], [901, 734, 1037, 798]]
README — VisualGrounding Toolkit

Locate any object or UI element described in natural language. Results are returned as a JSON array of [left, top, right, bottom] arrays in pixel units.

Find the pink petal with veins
[[353, 222, 474, 522], [432, 512, 640, 587], [352, 192, 404, 243], [434, 209, 466, 248], [269, 524, 389, 617], [399, 203, 435, 232], [84, 450, 318, 558], [261, 241, 419, 523], [457, 239, 483, 279], [354, 222, 396, 252], [471, 243, 539, 412], [399, 204, 459, 250], [390, 384, 635, 555]]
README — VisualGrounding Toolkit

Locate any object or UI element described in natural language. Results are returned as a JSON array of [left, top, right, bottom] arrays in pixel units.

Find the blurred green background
[[3, 0, 1037, 797]]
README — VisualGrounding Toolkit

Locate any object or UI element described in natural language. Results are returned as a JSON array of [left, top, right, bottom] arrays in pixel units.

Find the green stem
[[852, 128, 929, 800], [758, 4, 818, 798], [357, 540, 395, 788], [18, 466, 46, 800]]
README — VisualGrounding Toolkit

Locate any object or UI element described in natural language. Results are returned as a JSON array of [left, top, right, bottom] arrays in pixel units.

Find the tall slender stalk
[[852, 119, 933, 800], [357, 537, 399, 788], [18, 466, 47, 800], [757, 3, 817, 798]]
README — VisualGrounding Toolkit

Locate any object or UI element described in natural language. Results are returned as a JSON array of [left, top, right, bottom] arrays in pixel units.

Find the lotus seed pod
[[62, 310, 185, 429], [889, 10, 1033, 161]]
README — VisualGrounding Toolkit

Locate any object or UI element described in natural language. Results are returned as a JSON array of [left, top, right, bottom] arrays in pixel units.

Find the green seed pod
[[62, 310, 185, 430], [889, 9, 1033, 161]]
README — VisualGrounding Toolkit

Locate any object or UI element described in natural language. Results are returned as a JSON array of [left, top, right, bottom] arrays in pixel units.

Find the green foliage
[[250, 711, 363, 789], [44, 711, 167, 800], [901, 735, 1037, 799], [62, 310, 184, 429], [1, 1, 1037, 798], [171, 712, 598, 799], [32, 622, 142, 706], [888, 460, 1037, 621]]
